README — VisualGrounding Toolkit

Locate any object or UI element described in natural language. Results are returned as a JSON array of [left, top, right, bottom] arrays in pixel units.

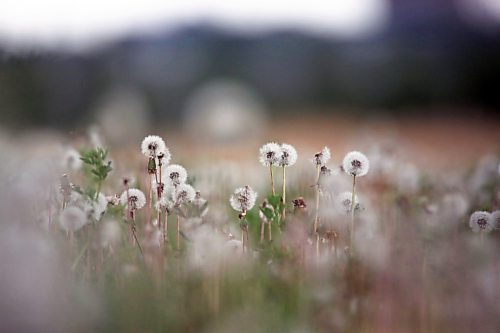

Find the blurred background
[[0, 0, 499, 164]]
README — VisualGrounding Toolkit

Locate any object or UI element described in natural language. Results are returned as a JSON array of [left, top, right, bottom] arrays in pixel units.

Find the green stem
[[282, 166, 287, 220], [270, 164, 275, 196], [350, 175, 356, 250]]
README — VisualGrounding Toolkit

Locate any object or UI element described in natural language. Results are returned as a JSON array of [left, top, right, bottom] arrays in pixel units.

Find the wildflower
[[120, 188, 146, 210], [155, 196, 174, 212], [320, 165, 332, 176], [59, 206, 87, 232], [141, 135, 166, 158], [230, 185, 257, 213], [342, 151, 370, 177], [469, 211, 494, 233], [292, 197, 307, 209], [491, 210, 500, 230], [259, 142, 282, 166], [279, 143, 298, 167], [164, 164, 188, 187], [173, 183, 196, 206], [336, 192, 360, 214], [313, 146, 331, 166]]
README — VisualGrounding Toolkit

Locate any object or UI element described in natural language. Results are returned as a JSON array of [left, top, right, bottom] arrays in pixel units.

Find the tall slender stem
[[176, 215, 181, 250], [282, 166, 287, 220], [268, 221, 272, 242], [260, 221, 265, 244], [350, 175, 357, 250], [270, 165, 275, 196], [163, 210, 168, 245], [314, 165, 321, 257]]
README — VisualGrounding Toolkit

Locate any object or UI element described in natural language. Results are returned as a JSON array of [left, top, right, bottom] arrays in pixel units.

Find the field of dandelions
[[1, 126, 499, 333]]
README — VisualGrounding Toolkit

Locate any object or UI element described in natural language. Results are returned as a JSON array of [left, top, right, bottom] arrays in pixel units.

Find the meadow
[[0, 116, 499, 333]]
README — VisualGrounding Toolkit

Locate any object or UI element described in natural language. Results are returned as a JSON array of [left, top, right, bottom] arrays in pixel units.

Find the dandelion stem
[[260, 221, 265, 244], [131, 223, 144, 259], [270, 164, 275, 196], [350, 175, 357, 251], [314, 165, 321, 258], [163, 210, 168, 245], [268, 220, 272, 242], [176, 215, 181, 250], [282, 166, 287, 220]]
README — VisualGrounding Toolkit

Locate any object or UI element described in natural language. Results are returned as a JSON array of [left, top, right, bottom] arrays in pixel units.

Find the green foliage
[[80, 147, 112, 200], [80, 147, 113, 184]]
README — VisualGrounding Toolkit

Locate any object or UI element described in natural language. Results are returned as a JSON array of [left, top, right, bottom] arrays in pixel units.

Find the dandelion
[[59, 206, 87, 232], [92, 192, 108, 221], [469, 211, 494, 234], [259, 142, 281, 195], [279, 143, 298, 168], [173, 183, 196, 206], [336, 192, 360, 214], [229, 186, 258, 214], [313, 146, 331, 167], [120, 187, 146, 257], [279, 143, 297, 220], [120, 188, 146, 211], [230, 185, 257, 252], [312, 146, 331, 258], [342, 151, 370, 177], [141, 135, 167, 158], [172, 183, 196, 250], [342, 151, 369, 251], [164, 164, 188, 187]]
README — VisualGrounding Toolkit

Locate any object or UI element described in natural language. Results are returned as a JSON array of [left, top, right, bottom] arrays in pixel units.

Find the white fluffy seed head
[[342, 151, 370, 177], [120, 188, 146, 210], [141, 135, 166, 158], [59, 206, 87, 232], [164, 164, 188, 187], [259, 142, 282, 166], [336, 191, 360, 214], [173, 183, 196, 206], [469, 211, 494, 233], [491, 210, 500, 230], [229, 185, 258, 212], [92, 192, 108, 221], [313, 146, 331, 166], [279, 143, 298, 167]]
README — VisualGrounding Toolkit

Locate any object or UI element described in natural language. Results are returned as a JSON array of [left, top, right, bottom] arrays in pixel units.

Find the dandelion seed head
[[342, 151, 369, 177], [469, 211, 494, 233], [279, 143, 298, 167], [59, 206, 87, 232], [119, 188, 146, 210], [157, 149, 172, 166], [313, 146, 331, 166], [173, 183, 196, 205], [229, 185, 258, 212], [164, 164, 188, 187], [92, 192, 108, 221], [140, 135, 166, 158], [336, 191, 360, 213], [258, 142, 281, 166]]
